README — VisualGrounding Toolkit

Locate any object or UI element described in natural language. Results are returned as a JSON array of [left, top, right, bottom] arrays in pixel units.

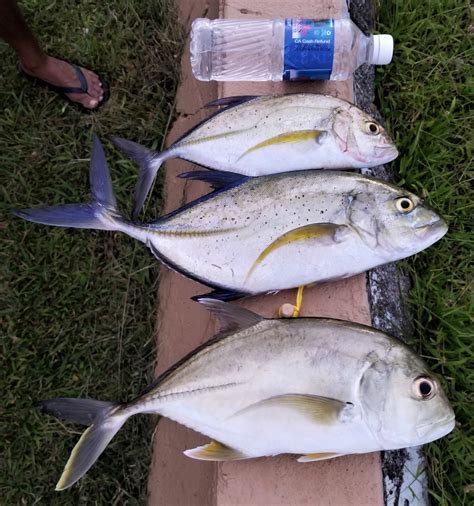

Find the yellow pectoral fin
[[238, 130, 323, 160], [297, 453, 343, 463], [184, 441, 248, 461], [247, 223, 348, 279], [234, 394, 348, 425]]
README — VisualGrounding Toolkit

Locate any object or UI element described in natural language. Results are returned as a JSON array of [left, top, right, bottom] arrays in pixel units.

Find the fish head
[[360, 347, 455, 448], [348, 180, 448, 258], [331, 106, 398, 165]]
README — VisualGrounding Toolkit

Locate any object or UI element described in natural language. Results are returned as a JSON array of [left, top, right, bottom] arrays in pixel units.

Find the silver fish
[[13, 136, 446, 301], [39, 299, 455, 490], [112, 93, 399, 217]]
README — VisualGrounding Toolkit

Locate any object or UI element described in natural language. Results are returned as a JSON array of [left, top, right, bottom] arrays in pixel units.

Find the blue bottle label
[[283, 19, 334, 80]]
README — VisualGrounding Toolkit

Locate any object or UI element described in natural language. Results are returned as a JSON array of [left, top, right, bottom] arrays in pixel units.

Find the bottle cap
[[371, 35, 394, 65]]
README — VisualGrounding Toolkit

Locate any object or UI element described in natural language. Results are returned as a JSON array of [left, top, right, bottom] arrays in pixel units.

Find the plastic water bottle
[[191, 18, 393, 81]]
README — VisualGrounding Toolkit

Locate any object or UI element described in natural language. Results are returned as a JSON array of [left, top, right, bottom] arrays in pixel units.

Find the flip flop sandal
[[19, 62, 110, 113]]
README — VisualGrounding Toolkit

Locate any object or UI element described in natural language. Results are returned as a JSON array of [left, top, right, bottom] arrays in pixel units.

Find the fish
[[38, 299, 455, 490], [111, 93, 399, 218], [12, 136, 446, 302]]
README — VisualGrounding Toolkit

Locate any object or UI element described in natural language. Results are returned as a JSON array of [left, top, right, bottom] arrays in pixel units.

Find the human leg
[[0, 0, 107, 109]]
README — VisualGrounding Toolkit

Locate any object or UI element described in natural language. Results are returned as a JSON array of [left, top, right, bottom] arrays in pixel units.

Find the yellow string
[[292, 286, 305, 317], [278, 286, 305, 318]]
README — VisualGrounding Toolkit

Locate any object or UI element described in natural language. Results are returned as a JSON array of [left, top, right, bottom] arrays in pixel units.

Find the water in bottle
[[190, 18, 393, 82]]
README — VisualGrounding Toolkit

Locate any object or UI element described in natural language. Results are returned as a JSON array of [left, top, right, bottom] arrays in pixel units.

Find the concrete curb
[[147, 1, 420, 504]]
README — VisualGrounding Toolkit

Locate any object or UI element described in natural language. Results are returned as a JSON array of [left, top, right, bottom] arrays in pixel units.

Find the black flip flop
[[20, 62, 110, 113]]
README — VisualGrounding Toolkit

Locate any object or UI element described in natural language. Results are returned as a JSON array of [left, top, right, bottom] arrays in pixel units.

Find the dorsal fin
[[204, 96, 259, 109], [198, 299, 263, 333], [178, 170, 249, 189]]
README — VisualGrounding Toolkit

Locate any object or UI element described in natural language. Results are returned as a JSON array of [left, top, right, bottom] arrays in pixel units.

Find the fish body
[[13, 137, 447, 300], [111, 94, 399, 217], [168, 94, 397, 174], [143, 171, 445, 295], [39, 300, 455, 490], [137, 318, 386, 456]]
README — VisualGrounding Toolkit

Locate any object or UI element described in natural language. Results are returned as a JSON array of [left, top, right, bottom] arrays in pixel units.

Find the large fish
[[39, 299, 455, 490], [13, 136, 446, 301], [112, 93, 399, 217]]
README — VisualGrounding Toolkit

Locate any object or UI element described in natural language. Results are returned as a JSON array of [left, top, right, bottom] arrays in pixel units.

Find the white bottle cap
[[371, 35, 394, 65]]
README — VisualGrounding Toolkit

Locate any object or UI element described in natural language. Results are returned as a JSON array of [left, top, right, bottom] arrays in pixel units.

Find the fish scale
[[135, 171, 440, 294], [111, 93, 399, 218], [37, 301, 455, 490], [13, 137, 447, 300], [124, 318, 385, 454]]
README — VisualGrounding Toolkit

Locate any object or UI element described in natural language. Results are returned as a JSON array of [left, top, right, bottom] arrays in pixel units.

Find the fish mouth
[[415, 219, 448, 242], [411, 219, 448, 250], [374, 145, 399, 163], [416, 415, 455, 441]]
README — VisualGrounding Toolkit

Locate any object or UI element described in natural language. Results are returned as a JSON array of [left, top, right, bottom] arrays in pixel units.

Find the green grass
[[0, 0, 183, 503], [376, 1, 473, 504], [1, 0, 472, 504]]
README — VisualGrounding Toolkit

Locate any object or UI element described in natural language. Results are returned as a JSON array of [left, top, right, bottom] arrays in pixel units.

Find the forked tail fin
[[111, 136, 168, 220], [38, 398, 129, 491], [12, 135, 122, 232]]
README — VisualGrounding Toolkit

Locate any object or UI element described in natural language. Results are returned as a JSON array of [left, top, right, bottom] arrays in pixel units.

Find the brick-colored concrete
[[148, 0, 384, 504]]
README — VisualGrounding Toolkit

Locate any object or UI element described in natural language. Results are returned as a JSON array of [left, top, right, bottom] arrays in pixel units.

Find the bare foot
[[21, 56, 105, 109]]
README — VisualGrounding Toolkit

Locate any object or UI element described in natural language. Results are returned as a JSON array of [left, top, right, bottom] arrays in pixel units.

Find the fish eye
[[365, 122, 380, 135], [412, 377, 437, 400], [395, 197, 415, 213]]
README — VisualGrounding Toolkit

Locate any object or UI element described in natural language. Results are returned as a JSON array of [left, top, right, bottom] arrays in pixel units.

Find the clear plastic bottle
[[191, 18, 393, 82]]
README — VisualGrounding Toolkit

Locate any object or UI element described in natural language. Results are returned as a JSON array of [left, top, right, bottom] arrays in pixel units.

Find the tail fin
[[12, 135, 120, 232], [111, 136, 167, 220], [38, 398, 129, 491]]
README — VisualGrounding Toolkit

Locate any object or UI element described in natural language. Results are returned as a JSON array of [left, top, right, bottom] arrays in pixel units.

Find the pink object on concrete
[[148, 1, 384, 504]]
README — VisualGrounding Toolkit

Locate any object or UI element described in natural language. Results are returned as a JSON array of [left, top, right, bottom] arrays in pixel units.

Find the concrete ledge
[[148, 0, 384, 504]]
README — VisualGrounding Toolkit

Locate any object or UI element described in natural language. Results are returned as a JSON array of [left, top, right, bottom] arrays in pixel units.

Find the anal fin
[[192, 288, 248, 302], [204, 96, 259, 109], [297, 452, 343, 463], [184, 441, 248, 461]]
